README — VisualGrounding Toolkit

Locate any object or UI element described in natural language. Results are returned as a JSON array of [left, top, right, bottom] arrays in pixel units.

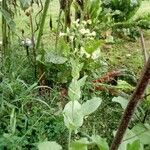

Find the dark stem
[[110, 56, 150, 150]]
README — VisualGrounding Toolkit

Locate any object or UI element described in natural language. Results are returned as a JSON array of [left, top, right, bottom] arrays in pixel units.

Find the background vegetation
[[1, 0, 150, 150]]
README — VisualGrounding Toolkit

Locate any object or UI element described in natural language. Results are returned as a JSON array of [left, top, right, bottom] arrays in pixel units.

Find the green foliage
[[19, 0, 30, 11], [102, 0, 142, 21], [70, 138, 89, 150], [1, 1, 150, 150], [0, 8, 16, 32], [38, 141, 62, 150], [63, 97, 102, 131], [112, 96, 128, 109], [91, 135, 109, 150]]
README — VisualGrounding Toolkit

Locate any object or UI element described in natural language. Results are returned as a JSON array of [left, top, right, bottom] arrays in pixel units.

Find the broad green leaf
[[91, 135, 109, 150], [132, 123, 150, 145], [81, 97, 102, 116], [78, 76, 88, 87], [85, 40, 100, 54], [127, 140, 143, 150], [68, 79, 82, 101], [68, 76, 87, 101], [38, 141, 62, 150], [45, 52, 67, 64], [70, 138, 89, 150], [70, 58, 84, 79], [112, 96, 128, 109], [63, 101, 83, 130]]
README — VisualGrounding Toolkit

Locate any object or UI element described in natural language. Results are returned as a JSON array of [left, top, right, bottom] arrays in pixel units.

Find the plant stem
[[2, 0, 7, 58], [35, 0, 50, 85], [110, 56, 150, 150], [36, 0, 50, 50], [68, 129, 72, 150]]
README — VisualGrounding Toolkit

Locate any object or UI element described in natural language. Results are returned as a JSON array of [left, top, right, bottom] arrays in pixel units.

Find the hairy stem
[[110, 56, 150, 150]]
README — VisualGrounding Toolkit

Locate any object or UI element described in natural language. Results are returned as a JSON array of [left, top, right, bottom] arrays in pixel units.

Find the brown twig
[[110, 56, 150, 150]]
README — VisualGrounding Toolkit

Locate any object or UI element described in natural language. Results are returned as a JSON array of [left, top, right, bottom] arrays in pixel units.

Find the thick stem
[[36, 0, 50, 50], [35, 0, 50, 85], [110, 56, 150, 150]]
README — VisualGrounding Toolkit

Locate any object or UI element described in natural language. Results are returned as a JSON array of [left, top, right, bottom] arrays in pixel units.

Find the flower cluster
[[59, 19, 100, 59], [59, 19, 96, 40]]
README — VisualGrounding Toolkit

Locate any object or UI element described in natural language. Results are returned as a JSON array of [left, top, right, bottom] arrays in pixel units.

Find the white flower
[[91, 31, 96, 36], [25, 38, 33, 46], [87, 31, 96, 37], [21, 38, 33, 47], [0, 41, 2, 45], [79, 28, 90, 35]]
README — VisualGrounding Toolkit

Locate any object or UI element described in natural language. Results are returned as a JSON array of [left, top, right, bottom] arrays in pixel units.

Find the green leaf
[[127, 140, 143, 150], [38, 141, 62, 150], [118, 129, 139, 150], [70, 138, 89, 150], [63, 101, 83, 130], [68, 79, 82, 102], [78, 76, 88, 88], [19, 0, 30, 10], [91, 135, 109, 150], [68, 76, 87, 101], [85, 40, 100, 54], [116, 80, 134, 93], [112, 96, 128, 109], [81, 97, 102, 116], [45, 52, 67, 64], [70, 58, 84, 79], [132, 123, 150, 145]]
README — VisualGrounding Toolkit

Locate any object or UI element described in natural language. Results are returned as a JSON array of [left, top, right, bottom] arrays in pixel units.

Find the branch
[[110, 56, 150, 150]]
